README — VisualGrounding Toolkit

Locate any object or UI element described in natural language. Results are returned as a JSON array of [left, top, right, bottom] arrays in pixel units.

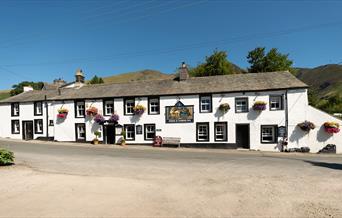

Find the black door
[[22, 121, 34, 140], [236, 124, 250, 149], [104, 125, 115, 144]]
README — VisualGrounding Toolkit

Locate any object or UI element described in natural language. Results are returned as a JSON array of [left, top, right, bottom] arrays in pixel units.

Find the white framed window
[[124, 124, 135, 140], [104, 100, 114, 115], [144, 124, 156, 140], [235, 97, 249, 113], [270, 95, 283, 111], [75, 101, 85, 117], [261, 125, 277, 143], [215, 122, 227, 141], [124, 99, 135, 115], [200, 95, 212, 113], [197, 122, 209, 141], [34, 119, 43, 134], [34, 102, 43, 115], [148, 98, 159, 114], [11, 103, 19, 116], [76, 123, 86, 141], [11, 120, 20, 134]]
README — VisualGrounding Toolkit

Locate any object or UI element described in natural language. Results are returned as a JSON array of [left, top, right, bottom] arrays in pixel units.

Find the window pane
[[270, 96, 282, 110], [200, 96, 211, 112]]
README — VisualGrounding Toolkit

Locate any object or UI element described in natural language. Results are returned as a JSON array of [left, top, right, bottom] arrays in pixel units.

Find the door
[[22, 121, 34, 140], [104, 125, 115, 144], [236, 124, 250, 149]]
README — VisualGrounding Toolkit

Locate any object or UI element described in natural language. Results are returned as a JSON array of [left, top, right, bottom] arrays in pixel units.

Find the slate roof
[[0, 72, 308, 103]]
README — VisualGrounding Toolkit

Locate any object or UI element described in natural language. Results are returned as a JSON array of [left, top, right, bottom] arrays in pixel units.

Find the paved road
[[1, 139, 342, 217]]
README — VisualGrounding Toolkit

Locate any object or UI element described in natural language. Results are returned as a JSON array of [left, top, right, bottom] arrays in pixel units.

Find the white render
[[0, 88, 341, 153]]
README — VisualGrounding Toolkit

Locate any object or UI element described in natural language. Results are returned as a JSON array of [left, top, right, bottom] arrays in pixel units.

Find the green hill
[[0, 90, 10, 101], [102, 70, 174, 84]]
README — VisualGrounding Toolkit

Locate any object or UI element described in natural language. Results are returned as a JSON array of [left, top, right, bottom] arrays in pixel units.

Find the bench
[[162, 137, 181, 148]]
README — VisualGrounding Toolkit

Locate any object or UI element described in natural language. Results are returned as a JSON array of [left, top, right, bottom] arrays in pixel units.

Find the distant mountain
[[0, 90, 10, 101], [293, 64, 342, 98], [102, 70, 174, 84]]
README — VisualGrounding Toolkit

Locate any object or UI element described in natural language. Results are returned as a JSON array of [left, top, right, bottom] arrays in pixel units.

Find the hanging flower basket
[[323, 122, 340, 134], [218, 103, 230, 113], [133, 105, 146, 116], [86, 107, 98, 116], [253, 101, 267, 111], [297, 121, 315, 132], [94, 114, 105, 125], [57, 108, 69, 119], [108, 113, 119, 123]]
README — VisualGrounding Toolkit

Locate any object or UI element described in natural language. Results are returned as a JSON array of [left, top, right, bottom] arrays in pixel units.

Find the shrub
[[0, 148, 14, 166]]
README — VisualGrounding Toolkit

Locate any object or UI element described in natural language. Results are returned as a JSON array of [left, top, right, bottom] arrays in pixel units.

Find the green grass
[[0, 90, 10, 101]]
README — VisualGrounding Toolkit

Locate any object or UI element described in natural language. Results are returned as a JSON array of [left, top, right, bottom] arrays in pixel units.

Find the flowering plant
[[297, 121, 315, 132], [57, 108, 69, 119], [94, 114, 105, 125], [86, 107, 98, 116], [133, 105, 146, 116], [323, 122, 340, 134], [108, 113, 119, 123], [218, 103, 230, 113], [252, 101, 267, 111]]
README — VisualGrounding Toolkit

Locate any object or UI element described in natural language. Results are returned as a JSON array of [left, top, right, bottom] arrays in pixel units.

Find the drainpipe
[[285, 90, 289, 138], [45, 95, 49, 140]]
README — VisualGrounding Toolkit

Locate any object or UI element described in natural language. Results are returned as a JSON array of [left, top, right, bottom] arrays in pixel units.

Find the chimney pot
[[179, 62, 189, 81]]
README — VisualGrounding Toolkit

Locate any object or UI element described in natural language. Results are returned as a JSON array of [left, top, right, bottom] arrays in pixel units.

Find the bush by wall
[[0, 148, 15, 166]]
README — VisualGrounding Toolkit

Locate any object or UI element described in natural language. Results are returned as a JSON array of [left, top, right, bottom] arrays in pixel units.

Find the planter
[[297, 121, 315, 132], [108, 114, 119, 123], [94, 114, 105, 125], [252, 101, 267, 111], [218, 103, 230, 114], [323, 122, 340, 134], [86, 107, 98, 117], [57, 108, 69, 119], [133, 105, 146, 116], [92, 139, 99, 145]]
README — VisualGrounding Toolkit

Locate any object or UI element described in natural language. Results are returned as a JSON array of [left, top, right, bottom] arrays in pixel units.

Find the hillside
[[102, 70, 174, 84], [0, 90, 10, 101]]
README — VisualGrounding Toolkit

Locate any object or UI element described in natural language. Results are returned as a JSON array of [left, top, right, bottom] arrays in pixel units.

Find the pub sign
[[165, 101, 194, 123]]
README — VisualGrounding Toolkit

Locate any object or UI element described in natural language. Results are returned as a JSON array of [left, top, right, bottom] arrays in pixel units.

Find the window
[[235, 97, 249, 113], [261, 125, 278, 143], [199, 95, 212, 113], [124, 98, 135, 115], [34, 102, 43, 116], [103, 100, 114, 116], [144, 124, 156, 140], [214, 122, 227, 141], [11, 120, 20, 134], [148, 97, 160, 114], [75, 101, 85, 118], [75, 123, 86, 141], [34, 119, 43, 134], [11, 103, 19, 117], [124, 124, 135, 141], [49, 120, 54, 126], [196, 122, 209, 142], [269, 95, 283, 111]]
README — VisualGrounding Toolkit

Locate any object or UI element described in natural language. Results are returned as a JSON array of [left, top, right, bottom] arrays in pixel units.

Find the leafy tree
[[88, 75, 104, 84], [247, 47, 293, 73], [10, 81, 44, 96], [189, 50, 234, 77]]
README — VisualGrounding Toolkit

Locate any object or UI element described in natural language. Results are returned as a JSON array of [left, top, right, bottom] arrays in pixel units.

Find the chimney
[[53, 78, 66, 88], [179, 62, 189, 81], [23, 86, 34, 92], [75, 69, 85, 83]]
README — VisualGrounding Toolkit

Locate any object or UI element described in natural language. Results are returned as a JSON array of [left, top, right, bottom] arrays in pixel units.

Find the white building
[[0, 65, 341, 153]]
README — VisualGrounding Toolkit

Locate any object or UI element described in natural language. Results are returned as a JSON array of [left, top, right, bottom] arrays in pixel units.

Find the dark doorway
[[22, 121, 34, 140], [236, 124, 250, 149], [104, 124, 115, 144]]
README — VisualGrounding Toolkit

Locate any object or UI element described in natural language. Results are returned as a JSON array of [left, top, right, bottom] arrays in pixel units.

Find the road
[[1, 139, 342, 217]]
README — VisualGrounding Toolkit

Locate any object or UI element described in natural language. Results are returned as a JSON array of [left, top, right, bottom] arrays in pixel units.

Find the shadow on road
[[303, 160, 342, 170]]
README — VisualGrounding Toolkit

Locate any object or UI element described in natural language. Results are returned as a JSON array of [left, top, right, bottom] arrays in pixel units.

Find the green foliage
[[309, 90, 342, 114], [10, 81, 44, 96], [0, 148, 15, 166], [88, 75, 104, 84], [94, 131, 101, 138], [247, 47, 293, 73], [0, 91, 10, 100], [189, 50, 234, 77]]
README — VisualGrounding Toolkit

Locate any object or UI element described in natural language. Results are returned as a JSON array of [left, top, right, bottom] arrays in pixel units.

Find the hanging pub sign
[[278, 126, 287, 137], [165, 101, 194, 123]]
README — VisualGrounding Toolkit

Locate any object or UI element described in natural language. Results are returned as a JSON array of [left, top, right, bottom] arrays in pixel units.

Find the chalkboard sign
[[136, 125, 142, 135], [278, 126, 287, 137]]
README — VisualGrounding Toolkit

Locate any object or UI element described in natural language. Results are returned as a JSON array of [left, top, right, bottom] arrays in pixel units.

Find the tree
[[189, 50, 234, 77], [247, 47, 293, 73], [10, 81, 44, 96], [88, 75, 104, 84]]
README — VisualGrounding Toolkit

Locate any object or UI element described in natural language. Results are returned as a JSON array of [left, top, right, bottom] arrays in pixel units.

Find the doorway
[[22, 121, 34, 140], [236, 124, 250, 149], [103, 124, 115, 144]]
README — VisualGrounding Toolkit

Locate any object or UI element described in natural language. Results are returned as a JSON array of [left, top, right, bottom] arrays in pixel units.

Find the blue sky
[[0, 0, 341, 89]]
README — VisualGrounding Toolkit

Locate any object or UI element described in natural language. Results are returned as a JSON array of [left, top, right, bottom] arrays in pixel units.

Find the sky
[[0, 0, 341, 89]]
